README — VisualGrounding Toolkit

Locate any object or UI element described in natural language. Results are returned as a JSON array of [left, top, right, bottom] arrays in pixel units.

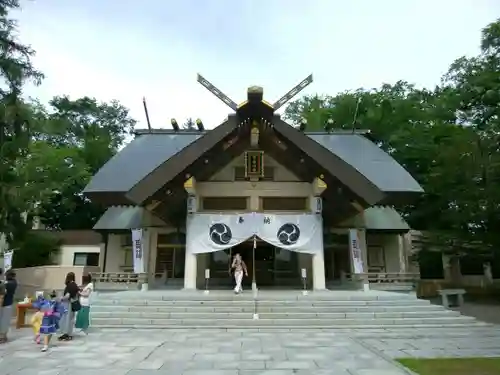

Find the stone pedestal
[[312, 252, 326, 290], [183, 252, 197, 289]]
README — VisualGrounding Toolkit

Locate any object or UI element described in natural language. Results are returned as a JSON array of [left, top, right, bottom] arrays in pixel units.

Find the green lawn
[[397, 358, 500, 375]]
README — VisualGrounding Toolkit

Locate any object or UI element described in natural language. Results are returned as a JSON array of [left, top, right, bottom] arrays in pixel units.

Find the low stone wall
[[418, 279, 500, 298], [13, 265, 100, 298]]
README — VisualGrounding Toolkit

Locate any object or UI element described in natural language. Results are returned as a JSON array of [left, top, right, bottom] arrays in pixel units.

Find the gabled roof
[[342, 206, 410, 231], [84, 125, 423, 208], [308, 133, 422, 195], [83, 131, 202, 203], [93, 206, 167, 230]]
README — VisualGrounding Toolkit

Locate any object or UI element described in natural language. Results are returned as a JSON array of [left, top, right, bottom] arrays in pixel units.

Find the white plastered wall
[[55, 245, 102, 266]]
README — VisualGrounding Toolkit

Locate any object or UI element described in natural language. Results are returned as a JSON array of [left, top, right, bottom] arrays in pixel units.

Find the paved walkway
[[0, 329, 410, 375], [355, 326, 500, 359], [3, 325, 500, 374]]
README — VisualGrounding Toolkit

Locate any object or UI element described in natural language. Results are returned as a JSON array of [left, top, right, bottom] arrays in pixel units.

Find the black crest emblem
[[209, 223, 232, 245], [277, 223, 300, 246]]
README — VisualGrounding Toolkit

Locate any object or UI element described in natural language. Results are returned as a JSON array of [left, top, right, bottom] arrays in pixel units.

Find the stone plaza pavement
[[354, 326, 500, 359], [0, 328, 412, 375], [2, 326, 500, 375]]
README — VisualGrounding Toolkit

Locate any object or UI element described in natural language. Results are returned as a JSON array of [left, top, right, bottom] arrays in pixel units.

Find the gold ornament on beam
[[250, 127, 259, 147], [183, 176, 196, 195], [312, 176, 327, 196]]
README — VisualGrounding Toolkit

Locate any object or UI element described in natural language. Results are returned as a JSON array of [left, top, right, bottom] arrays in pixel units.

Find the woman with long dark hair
[[58, 272, 79, 341]]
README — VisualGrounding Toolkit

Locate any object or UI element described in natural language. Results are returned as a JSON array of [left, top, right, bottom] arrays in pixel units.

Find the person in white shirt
[[231, 253, 248, 294], [74, 274, 93, 334]]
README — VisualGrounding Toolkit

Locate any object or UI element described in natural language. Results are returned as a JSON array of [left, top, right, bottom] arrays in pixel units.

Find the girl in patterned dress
[[31, 309, 43, 344], [33, 291, 66, 352]]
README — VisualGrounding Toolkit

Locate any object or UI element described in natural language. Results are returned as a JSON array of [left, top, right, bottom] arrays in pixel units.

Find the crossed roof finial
[[196, 74, 313, 114]]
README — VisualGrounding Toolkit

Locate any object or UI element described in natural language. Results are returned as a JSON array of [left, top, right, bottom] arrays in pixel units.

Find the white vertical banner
[[252, 235, 258, 293], [131, 229, 144, 274], [397, 234, 407, 272], [348, 229, 364, 274], [3, 250, 13, 271]]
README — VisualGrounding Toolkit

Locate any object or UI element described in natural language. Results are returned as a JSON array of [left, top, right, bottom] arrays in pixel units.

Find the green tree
[[439, 18, 500, 256], [0, 0, 43, 245], [9, 230, 61, 268], [285, 20, 500, 259], [33, 96, 136, 230], [183, 118, 196, 130]]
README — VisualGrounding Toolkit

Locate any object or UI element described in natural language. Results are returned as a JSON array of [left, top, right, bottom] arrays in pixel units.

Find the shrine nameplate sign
[[245, 151, 264, 178]]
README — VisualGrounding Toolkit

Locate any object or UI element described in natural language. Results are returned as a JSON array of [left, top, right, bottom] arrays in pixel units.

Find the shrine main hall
[[84, 77, 423, 291]]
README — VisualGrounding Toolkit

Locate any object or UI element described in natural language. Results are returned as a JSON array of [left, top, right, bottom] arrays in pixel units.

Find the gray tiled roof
[[93, 206, 167, 230], [308, 134, 423, 194], [342, 206, 410, 231], [83, 132, 202, 194], [84, 131, 422, 196]]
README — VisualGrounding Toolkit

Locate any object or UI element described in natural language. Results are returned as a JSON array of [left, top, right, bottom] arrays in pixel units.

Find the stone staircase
[[89, 290, 489, 329]]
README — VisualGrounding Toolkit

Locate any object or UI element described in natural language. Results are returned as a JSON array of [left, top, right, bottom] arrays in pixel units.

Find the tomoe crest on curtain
[[188, 213, 322, 254], [209, 223, 232, 245], [276, 223, 301, 246], [208, 215, 251, 245]]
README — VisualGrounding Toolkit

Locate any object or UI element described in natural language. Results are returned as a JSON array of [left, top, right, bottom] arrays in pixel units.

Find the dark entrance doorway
[[235, 241, 274, 288], [207, 241, 302, 289], [230, 240, 301, 289]]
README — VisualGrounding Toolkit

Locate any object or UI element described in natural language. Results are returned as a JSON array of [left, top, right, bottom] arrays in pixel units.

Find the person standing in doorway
[[0, 270, 17, 344], [231, 253, 248, 294], [75, 274, 93, 335]]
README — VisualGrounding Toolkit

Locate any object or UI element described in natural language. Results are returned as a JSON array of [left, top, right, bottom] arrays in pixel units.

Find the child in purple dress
[[32, 291, 66, 352]]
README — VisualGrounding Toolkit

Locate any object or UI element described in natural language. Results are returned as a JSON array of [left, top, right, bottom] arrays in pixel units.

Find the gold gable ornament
[[250, 127, 260, 147], [312, 176, 327, 196], [183, 176, 196, 195]]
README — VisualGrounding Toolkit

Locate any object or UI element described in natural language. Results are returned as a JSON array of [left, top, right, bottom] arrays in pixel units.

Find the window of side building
[[73, 252, 99, 267]]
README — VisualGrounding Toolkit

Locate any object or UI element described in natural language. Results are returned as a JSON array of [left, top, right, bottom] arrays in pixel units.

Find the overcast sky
[[14, 0, 500, 130]]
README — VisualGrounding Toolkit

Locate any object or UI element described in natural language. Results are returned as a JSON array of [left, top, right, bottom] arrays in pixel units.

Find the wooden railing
[[371, 272, 419, 284], [351, 272, 420, 284], [93, 272, 146, 290]]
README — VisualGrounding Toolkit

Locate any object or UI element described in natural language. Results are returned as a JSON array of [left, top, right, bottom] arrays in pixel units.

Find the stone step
[[92, 299, 431, 307], [90, 316, 480, 328], [93, 291, 420, 302], [91, 322, 490, 330], [95, 290, 416, 301], [91, 310, 461, 320], [89, 291, 475, 330], [91, 304, 444, 314]]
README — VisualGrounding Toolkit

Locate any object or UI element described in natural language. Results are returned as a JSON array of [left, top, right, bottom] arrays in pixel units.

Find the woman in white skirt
[[231, 253, 248, 294], [0, 270, 18, 344]]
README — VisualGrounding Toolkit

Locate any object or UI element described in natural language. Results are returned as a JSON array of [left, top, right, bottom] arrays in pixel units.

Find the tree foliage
[[0, 3, 136, 265], [33, 96, 136, 230], [182, 118, 196, 130], [285, 18, 500, 257], [9, 231, 61, 268], [1, 2, 499, 267], [0, 0, 43, 245]]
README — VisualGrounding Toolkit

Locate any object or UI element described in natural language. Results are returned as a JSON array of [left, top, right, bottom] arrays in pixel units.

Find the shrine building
[[83, 76, 423, 291]]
